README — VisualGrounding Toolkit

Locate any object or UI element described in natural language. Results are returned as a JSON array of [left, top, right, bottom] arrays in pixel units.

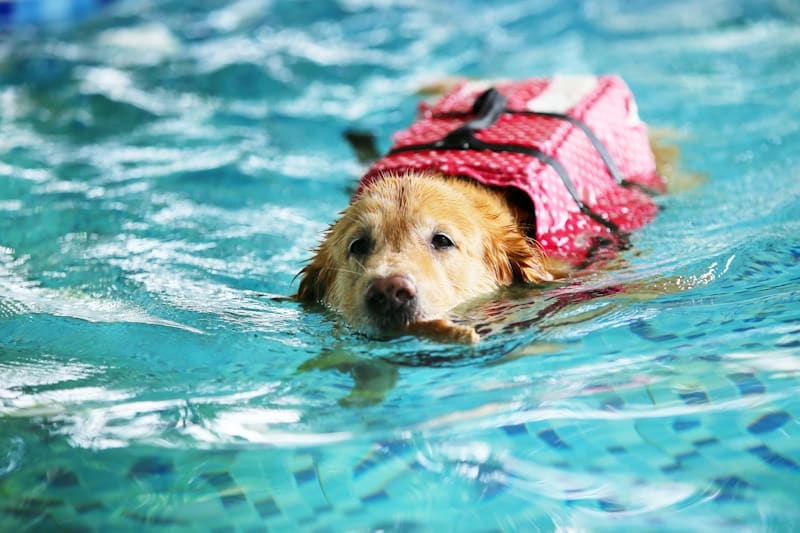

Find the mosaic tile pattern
[[1, 367, 798, 531]]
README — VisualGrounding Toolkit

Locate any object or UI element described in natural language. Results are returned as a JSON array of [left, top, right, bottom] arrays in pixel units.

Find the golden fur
[[296, 70, 689, 346], [297, 173, 552, 343]]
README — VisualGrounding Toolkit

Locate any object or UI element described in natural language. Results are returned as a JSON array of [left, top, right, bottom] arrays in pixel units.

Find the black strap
[[434, 108, 631, 186], [432, 88, 508, 150], [503, 111, 662, 196], [390, 137, 622, 235], [519, 110, 625, 185], [464, 87, 507, 131], [389, 88, 625, 237]]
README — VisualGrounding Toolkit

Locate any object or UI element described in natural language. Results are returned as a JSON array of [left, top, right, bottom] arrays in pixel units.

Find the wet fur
[[297, 79, 689, 344], [297, 173, 552, 343]]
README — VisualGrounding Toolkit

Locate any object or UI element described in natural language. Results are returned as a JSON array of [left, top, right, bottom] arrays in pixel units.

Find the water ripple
[[1, 2, 799, 530]]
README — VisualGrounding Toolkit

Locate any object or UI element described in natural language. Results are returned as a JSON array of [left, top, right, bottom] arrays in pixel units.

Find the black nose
[[365, 275, 418, 327]]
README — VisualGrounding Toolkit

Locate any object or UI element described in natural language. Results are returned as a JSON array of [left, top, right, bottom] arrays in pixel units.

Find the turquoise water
[[1, 0, 800, 530]]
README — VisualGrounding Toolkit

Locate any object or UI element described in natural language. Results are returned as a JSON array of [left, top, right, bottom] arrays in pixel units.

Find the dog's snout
[[365, 276, 417, 326]]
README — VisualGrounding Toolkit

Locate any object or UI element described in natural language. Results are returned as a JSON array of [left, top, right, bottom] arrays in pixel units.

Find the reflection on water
[[1, 0, 799, 530]]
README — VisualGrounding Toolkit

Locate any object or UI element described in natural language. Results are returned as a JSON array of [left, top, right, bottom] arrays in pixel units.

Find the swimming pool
[[1, 0, 799, 530]]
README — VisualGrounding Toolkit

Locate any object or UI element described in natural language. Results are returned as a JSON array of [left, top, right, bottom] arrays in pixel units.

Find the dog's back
[[359, 75, 666, 263]]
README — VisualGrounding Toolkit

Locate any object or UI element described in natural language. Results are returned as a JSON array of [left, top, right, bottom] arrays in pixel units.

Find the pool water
[[2, 0, 799, 530]]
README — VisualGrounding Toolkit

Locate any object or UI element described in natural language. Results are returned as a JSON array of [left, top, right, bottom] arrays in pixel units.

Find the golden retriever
[[296, 172, 553, 343], [296, 76, 678, 344]]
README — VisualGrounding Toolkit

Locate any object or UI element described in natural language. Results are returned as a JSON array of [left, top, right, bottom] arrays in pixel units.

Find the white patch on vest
[[525, 75, 598, 114], [627, 97, 642, 125]]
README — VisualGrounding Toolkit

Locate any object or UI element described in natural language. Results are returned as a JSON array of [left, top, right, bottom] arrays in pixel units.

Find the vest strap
[[388, 89, 626, 238]]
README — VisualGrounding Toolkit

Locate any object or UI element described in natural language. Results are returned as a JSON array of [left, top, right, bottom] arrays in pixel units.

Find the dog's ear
[[296, 251, 335, 303], [487, 230, 553, 285]]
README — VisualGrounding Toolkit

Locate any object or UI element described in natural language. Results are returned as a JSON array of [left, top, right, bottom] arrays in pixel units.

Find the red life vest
[[357, 75, 666, 263]]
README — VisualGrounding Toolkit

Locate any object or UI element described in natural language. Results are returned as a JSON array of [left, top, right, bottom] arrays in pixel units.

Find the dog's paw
[[406, 319, 480, 344]]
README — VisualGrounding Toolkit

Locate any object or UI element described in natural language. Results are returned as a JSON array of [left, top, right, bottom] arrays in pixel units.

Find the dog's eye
[[348, 237, 371, 256], [431, 233, 455, 250]]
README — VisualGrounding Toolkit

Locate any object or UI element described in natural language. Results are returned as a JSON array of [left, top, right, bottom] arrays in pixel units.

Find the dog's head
[[297, 174, 551, 337]]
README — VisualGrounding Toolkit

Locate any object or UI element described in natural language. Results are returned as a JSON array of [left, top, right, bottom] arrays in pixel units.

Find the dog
[[297, 75, 668, 344]]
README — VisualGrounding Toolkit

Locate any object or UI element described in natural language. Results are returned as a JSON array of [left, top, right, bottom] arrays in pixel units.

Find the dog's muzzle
[[365, 275, 418, 330]]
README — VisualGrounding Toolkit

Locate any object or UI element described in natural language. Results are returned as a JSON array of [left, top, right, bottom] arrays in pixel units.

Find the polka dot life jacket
[[358, 75, 666, 263]]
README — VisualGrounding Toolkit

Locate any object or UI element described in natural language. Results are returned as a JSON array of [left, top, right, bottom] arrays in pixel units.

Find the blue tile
[[712, 476, 751, 502], [728, 373, 766, 396], [537, 428, 570, 450], [660, 463, 682, 473], [378, 439, 410, 455], [748, 445, 800, 471], [679, 391, 709, 405], [630, 319, 678, 341], [354, 457, 379, 478], [201, 471, 235, 489], [122, 510, 184, 526], [76, 501, 105, 514], [128, 457, 174, 478], [601, 396, 625, 411], [221, 491, 247, 508], [254, 498, 280, 518], [776, 338, 800, 348], [673, 418, 700, 432], [361, 489, 389, 504], [477, 463, 510, 499], [501, 424, 528, 436], [675, 450, 701, 462], [372, 520, 421, 532], [294, 467, 317, 484], [748, 411, 791, 434], [41, 468, 79, 488], [597, 499, 625, 512], [693, 437, 719, 447]]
